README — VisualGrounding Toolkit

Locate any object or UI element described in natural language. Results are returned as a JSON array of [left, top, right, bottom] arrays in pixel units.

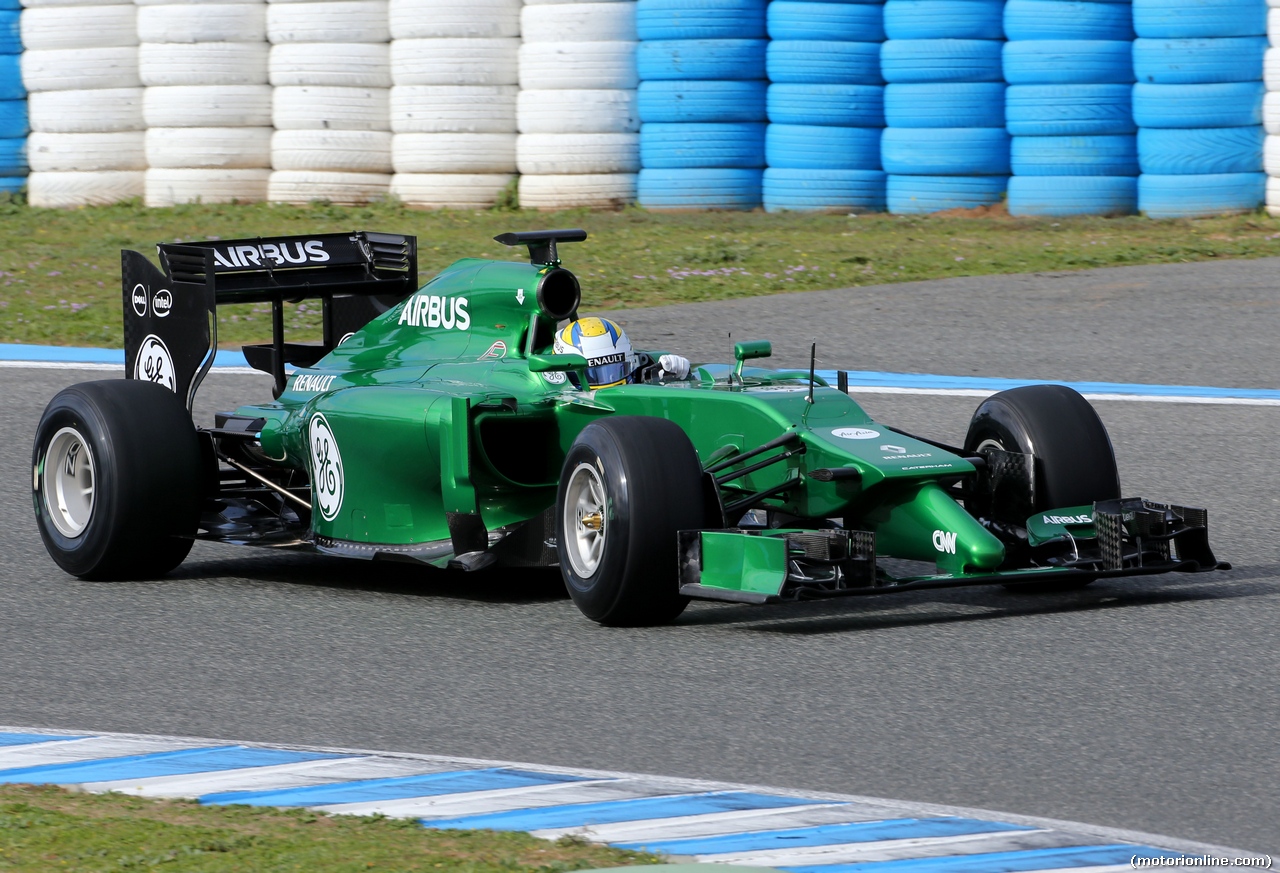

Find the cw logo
[[932, 530, 957, 554]]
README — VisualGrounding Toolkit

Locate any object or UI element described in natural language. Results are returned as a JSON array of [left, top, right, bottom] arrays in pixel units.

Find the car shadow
[[172, 550, 571, 604], [675, 564, 1280, 634]]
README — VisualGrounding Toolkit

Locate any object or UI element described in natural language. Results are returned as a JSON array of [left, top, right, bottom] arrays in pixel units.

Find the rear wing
[[122, 231, 417, 404]]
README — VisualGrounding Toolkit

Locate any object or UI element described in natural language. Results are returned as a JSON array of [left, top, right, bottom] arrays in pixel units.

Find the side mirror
[[528, 353, 587, 373], [733, 340, 772, 379]]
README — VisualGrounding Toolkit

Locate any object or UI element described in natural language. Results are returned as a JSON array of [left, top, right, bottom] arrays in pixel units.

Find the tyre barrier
[[883, 0, 1004, 41], [639, 0, 766, 209], [1005, 84, 1134, 135], [1006, 174, 1138, 215], [25, 129, 142, 170], [1133, 0, 1267, 39], [1001, 39, 1134, 84], [637, 166, 762, 208], [884, 82, 1004, 127], [882, 126, 1010, 174], [269, 43, 390, 87], [397, 85, 519, 133], [518, 1, 637, 209], [273, 129, 394, 172], [389, 171, 516, 207], [762, 167, 887, 212], [1133, 36, 1268, 84], [518, 87, 636, 132], [637, 79, 767, 121], [766, 40, 882, 83], [1138, 171, 1266, 216], [636, 0, 766, 41], [639, 121, 765, 168], [767, 123, 882, 169], [1005, 1, 1138, 216], [1268, 1, 1280, 215], [1003, 0, 1134, 41], [0, 6, 20, 193], [886, 173, 1009, 212], [768, 83, 884, 127], [389, 0, 520, 39], [395, 131, 516, 172], [880, 38, 1003, 83], [1134, 0, 1265, 216], [1138, 126, 1265, 174], [141, 42, 270, 87], [266, 169, 394, 205], [1010, 134, 1139, 176], [768, 2, 884, 42]]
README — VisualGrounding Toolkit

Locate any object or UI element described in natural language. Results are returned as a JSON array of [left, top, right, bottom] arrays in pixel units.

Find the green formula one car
[[32, 229, 1228, 625]]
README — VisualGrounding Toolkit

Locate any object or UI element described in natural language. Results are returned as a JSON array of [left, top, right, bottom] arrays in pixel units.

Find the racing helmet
[[552, 317, 638, 389]]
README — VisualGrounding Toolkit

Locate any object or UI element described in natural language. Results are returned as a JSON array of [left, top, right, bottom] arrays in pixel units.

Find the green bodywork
[[233, 256, 1025, 584]]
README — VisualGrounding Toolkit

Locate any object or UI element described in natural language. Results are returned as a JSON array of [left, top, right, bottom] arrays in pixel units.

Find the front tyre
[[556, 416, 703, 626], [32, 380, 204, 579], [964, 384, 1120, 589]]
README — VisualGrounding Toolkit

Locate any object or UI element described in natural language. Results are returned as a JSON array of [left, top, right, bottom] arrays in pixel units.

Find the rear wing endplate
[[123, 231, 417, 404]]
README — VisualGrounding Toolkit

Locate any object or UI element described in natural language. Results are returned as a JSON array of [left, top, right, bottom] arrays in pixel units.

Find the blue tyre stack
[[1133, 0, 1267, 217], [0, 0, 23, 195], [880, 0, 1008, 214], [1004, 0, 1138, 215], [636, 0, 768, 209], [762, 0, 885, 212]]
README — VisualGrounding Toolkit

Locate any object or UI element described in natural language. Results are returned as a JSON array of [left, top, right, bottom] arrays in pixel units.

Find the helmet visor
[[586, 359, 630, 388]]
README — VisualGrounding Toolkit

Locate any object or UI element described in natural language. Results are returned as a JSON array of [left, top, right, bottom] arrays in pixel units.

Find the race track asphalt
[[1, 256, 1277, 854]]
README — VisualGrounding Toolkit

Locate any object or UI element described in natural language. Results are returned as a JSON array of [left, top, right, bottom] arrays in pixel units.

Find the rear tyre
[[556, 416, 702, 626], [32, 380, 204, 579], [964, 384, 1119, 590]]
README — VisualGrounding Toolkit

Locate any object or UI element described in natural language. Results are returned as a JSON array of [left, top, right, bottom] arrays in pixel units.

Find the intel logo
[[152, 288, 173, 318]]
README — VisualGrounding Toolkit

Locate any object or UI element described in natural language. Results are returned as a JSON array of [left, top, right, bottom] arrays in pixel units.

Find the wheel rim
[[563, 461, 607, 578], [975, 437, 1006, 454], [43, 426, 95, 538]]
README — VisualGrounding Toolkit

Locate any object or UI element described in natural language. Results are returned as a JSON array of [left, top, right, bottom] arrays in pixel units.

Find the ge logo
[[134, 335, 175, 392], [309, 413, 344, 522]]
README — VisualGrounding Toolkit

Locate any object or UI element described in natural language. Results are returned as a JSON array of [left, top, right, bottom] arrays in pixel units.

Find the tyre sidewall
[[32, 380, 203, 578], [32, 386, 125, 576]]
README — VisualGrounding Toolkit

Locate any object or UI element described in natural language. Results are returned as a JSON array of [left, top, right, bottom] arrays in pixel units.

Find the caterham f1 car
[[32, 229, 1227, 625]]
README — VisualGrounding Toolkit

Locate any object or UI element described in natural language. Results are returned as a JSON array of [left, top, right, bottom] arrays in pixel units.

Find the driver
[[552, 317, 691, 389]]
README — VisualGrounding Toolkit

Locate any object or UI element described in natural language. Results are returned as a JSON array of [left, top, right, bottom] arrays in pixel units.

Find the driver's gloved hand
[[658, 354, 691, 380]]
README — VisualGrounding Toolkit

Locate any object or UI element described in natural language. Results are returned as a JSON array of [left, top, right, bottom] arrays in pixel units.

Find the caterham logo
[[309, 413, 344, 523], [134, 334, 175, 392], [398, 294, 470, 330]]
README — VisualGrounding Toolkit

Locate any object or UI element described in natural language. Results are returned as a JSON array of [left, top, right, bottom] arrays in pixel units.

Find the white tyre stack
[[387, 0, 520, 208], [138, 0, 272, 206], [21, 0, 143, 206], [268, 0, 391, 204], [517, 0, 639, 209]]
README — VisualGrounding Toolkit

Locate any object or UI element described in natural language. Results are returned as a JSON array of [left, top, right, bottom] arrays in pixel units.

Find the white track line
[[317, 778, 641, 818], [0, 736, 206, 770], [531, 802, 879, 842]]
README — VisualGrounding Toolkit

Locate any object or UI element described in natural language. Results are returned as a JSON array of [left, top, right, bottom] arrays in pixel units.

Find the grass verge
[[0, 784, 663, 872], [1, 197, 1278, 349]]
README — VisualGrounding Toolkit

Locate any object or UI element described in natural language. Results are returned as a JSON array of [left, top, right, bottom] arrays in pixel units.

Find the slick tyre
[[964, 384, 1119, 589], [556, 416, 702, 626], [32, 380, 204, 580]]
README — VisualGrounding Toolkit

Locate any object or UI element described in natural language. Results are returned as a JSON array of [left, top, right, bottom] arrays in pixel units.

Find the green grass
[[2, 196, 1279, 349], [0, 784, 663, 872]]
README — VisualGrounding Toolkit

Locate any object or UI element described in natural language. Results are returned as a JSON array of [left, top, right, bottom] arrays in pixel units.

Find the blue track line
[[0, 746, 342, 784], [0, 732, 86, 747]]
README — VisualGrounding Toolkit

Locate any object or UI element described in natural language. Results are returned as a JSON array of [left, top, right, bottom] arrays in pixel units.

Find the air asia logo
[[152, 288, 172, 317], [212, 240, 331, 269], [134, 335, 175, 392], [309, 413, 344, 522], [1044, 514, 1092, 525], [398, 294, 470, 330], [291, 373, 336, 393], [131, 284, 147, 317], [932, 530, 957, 554], [831, 427, 880, 440], [480, 340, 507, 360]]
